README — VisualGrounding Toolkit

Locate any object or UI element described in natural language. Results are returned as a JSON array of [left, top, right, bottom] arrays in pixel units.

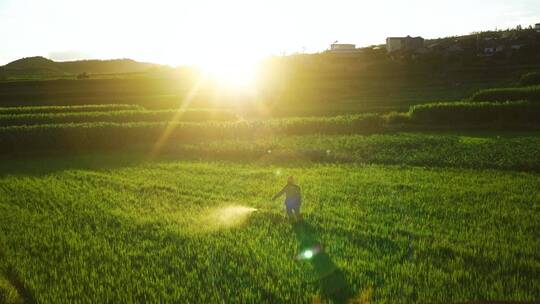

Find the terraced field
[[0, 104, 539, 303]]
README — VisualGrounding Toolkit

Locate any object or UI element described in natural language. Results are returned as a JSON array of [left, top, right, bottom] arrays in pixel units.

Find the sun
[[196, 54, 259, 89]]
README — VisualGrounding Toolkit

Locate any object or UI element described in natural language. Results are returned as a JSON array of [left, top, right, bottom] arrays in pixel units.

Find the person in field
[[272, 176, 302, 221]]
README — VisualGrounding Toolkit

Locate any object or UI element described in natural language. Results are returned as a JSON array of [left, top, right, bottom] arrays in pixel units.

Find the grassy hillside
[[0, 73, 539, 303], [0, 63, 532, 114], [0, 57, 161, 78]]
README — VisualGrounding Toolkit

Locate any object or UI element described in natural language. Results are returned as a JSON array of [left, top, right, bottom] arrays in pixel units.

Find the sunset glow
[[1, 0, 538, 66], [197, 54, 259, 88]]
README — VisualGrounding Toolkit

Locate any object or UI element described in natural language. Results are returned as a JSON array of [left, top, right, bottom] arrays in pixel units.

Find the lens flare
[[297, 245, 322, 261]]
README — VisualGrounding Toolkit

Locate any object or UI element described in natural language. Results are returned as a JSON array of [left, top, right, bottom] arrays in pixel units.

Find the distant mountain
[[0, 56, 162, 77]]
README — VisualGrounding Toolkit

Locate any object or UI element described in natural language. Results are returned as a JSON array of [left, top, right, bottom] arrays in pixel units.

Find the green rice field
[[0, 102, 539, 303], [1, 137, 539, 303]]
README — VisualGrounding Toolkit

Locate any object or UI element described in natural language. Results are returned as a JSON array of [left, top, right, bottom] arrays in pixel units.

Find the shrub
[[382, 111, 411, 124], [0, 109, 239, 127], [0, 277, 22, 304], [76, 72, 90, 80], [470, 86, 540, 102], [0, 104, 144, 115], [519, 72, 540, 86], [0, 114, 384, 153], [264, 114, 384, 135], [409, 101, 540, 124]]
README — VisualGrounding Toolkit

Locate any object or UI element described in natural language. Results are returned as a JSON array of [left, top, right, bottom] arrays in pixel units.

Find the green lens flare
[[303, 250, 314, 259]]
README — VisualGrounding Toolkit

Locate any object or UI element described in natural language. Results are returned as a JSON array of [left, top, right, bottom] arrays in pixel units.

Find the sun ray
[[149, 74, 207, 157]]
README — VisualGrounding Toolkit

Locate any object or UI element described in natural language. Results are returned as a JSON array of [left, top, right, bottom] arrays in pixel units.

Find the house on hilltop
[[326, 43, 363, 61], [329, 43, 363, 54], [331, 43, 355, 51], [386, 36, 424, 53]]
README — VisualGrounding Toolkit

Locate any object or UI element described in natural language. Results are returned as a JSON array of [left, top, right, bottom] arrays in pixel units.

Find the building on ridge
[[386, 36, 424, 53]]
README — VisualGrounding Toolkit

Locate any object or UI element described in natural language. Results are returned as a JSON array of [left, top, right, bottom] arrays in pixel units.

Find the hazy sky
[[1, 0, 539, 66]]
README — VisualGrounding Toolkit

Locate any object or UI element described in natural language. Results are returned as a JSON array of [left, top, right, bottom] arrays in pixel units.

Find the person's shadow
[[292, 220, 353, 303]]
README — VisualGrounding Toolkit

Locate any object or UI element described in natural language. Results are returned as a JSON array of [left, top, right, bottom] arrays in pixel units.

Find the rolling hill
[[0, 56, 162, 77]]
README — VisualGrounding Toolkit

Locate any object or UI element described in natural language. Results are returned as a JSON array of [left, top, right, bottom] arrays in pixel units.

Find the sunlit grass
[[0, 160, 539, 302]]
